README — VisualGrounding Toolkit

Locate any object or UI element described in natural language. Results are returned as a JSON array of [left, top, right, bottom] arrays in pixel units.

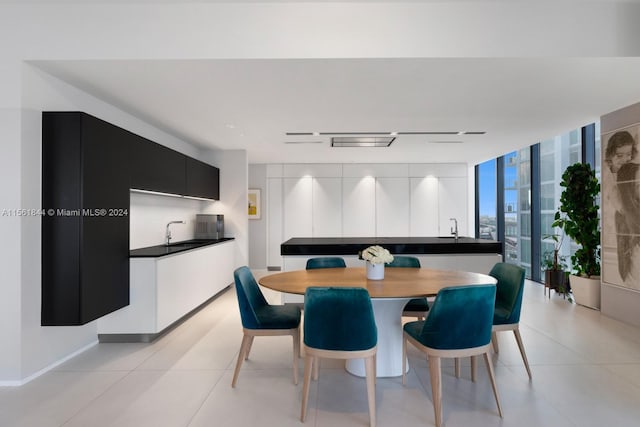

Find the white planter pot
[[366, 261, 385, 280], [569, 274, 601, 310]]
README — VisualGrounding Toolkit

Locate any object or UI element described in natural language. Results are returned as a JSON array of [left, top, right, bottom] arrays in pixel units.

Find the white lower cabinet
[[97, 241, 235, 339]]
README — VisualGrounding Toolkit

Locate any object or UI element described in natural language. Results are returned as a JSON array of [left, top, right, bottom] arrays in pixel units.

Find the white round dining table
[[259, 266, 496, 377]]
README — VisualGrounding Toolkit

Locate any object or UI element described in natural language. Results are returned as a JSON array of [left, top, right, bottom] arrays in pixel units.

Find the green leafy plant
[[541, 232, 566, 271], [541, 232, 571, 299], [541, 250, 568, 272], [552, 163, 601, 277]]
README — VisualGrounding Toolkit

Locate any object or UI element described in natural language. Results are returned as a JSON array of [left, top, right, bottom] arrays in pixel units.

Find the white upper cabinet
[[438, 177, 467, 236], [313, 178, 342, 237], [264, 163, 469, 263], [283, 177, 313, 240], [342, 177, 376, 237], [410, 176, 440, 236], [376, 177, 410, 237]]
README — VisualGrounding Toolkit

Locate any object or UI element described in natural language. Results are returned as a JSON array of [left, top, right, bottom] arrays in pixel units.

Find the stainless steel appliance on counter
[[195, 214, 224, 239]]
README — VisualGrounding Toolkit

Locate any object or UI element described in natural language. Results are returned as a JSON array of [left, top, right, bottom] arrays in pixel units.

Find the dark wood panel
[[42, 113, 83, 325], [41, 112, 130, 326], [80, 115, 130, 323], [185, 157, 219, 200], [130, 138, 186, 195]]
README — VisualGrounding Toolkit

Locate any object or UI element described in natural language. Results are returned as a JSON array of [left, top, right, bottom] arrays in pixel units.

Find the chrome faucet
[[450, 218, 459, 241], [166, 220, 186, 245]]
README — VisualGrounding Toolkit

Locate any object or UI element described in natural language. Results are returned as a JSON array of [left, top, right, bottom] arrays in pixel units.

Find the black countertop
[[130, 238, 234, 258], [281, 237, 501, 256]]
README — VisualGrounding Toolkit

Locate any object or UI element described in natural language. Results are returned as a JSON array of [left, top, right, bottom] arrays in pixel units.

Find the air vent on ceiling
[[331, 137, 395, 147]]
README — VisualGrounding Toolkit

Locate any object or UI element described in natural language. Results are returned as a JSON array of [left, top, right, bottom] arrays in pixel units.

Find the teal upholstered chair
[[301, 287, 377, 426], [231, 266, 301, 387], [490, 262, 531, 379], [305, 257, 347, 269], [386, 256, 429, 319], [402, 285, 502, 427]]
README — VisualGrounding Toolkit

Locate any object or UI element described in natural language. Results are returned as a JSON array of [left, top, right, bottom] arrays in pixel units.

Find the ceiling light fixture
[[285, 130, 486, 138], [331, 136, 395, 147]]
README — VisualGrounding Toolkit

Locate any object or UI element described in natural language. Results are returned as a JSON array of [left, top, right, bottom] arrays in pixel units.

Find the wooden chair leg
[[292, 328, 300, 385], [365, 355, 377, 427], [454, 358, 461, 378], [428, 356, 443, 427], [491, 331, 499, 353], [513, 328, 532, 380], [313, 356, 319, 381], [471, 355, 477, 382], [373, 353, 377, 384], [483, 352, 503, 418], [232, 334, 252, 387], [301, 355, 314, 422], [244, 335, 255, 360]]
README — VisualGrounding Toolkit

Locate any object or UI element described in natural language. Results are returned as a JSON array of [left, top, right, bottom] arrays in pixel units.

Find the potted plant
[[359, 245, 394, 280], [541, 232, 571, 300], [553, 162, 601, 309]]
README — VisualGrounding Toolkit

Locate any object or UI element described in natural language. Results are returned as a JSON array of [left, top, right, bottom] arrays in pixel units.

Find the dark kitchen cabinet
[[186, 157, 220, 200], [130, 138, 187, 195], [42, 111, 221, 325], [42, 112, 130, 325]]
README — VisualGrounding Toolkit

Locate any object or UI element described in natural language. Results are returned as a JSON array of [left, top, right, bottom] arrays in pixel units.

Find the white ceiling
[[34, 57, 640, 165], [15, 0, 640, 165]]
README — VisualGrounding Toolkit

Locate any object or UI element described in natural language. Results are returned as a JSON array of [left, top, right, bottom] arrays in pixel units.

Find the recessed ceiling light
[[225, 124, 236, 129], [331, 137, 395, 147]]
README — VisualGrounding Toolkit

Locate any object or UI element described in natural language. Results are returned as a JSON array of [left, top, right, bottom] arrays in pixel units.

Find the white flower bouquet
[[359, 245, 394, 265]]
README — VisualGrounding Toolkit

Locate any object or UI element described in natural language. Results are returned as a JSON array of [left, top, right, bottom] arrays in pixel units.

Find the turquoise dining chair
[[231, 266, 301, 387], [402, 284, 502, 427], [490, 262, 531, 379], [305, 257, 347, 269], [301, 287, 378, 426], [455, 263, 530, 380], [386, 256, 429, 319]]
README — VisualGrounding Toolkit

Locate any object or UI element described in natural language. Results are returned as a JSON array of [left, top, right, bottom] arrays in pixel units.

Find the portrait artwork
[[601, 125, 640, 290]]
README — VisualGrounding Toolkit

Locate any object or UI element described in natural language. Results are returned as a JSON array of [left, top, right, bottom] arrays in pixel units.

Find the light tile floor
[[2, 270, 640, 426]]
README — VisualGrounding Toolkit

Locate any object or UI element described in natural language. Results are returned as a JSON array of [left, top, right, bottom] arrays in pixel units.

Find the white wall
[[130, 193, 219, 249], [203, 149, 248, 271], [248, 164, 268, 269], [0, 60, 23, 382]]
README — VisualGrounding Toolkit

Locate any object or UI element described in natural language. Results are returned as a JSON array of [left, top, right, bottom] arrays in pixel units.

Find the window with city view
[[476, 124, 595, 282], [478, 159, 497, 241]]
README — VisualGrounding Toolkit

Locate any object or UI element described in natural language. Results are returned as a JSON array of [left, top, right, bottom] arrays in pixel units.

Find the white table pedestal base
[[345, 298, 411, 377]]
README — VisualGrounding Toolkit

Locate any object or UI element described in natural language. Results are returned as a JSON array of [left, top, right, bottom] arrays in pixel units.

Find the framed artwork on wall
[[601, 124, 640, 290], [248, 189, 261, 219]]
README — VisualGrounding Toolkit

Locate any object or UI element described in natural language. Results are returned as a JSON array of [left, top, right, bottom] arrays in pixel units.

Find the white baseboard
[[0, 340, 98, 387]]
